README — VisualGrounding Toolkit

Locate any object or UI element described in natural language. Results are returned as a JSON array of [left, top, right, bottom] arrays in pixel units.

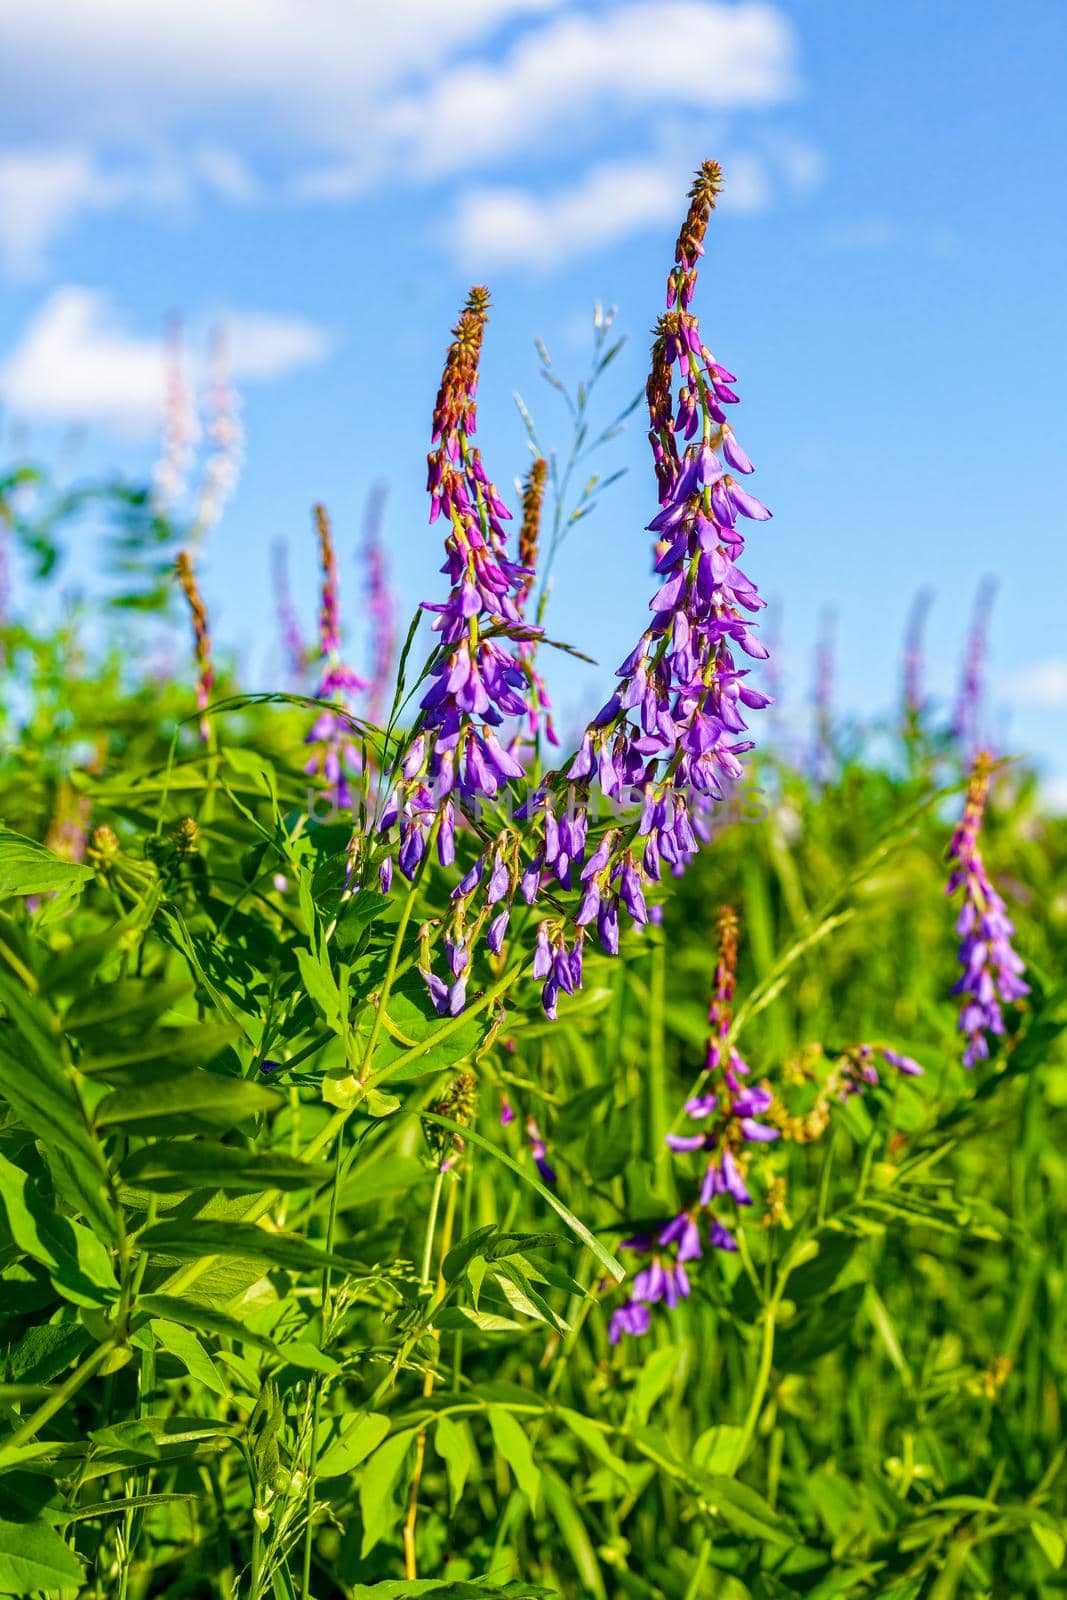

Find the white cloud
[[380, 2, 797, 181], [1011, 659, 1067, 709], [0, 287, 331, 434], [451, 139, 815, 270], [0, 150, 123, 277], [223, 310, 331, 380], [0, 2, 801, 254], [0, 146, 262, 276], [0, 0, 571, 149]]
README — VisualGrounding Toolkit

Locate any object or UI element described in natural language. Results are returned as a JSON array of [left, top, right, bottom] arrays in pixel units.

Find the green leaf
[[0, 973, 117, 1242], [95, 1069, 283, 1134], [626, 1344, 682, 1428], [488, 1407, 540, 1509], [121, 1141, 327, 1194], [0, 1517, 85, 1593], [296, 948, 343, 1032], [0, 1151, 119, 1308], [557, 1408, 629, 1486], [541, 1466, 607, 1600], [434, 1416, 473, 1513], [358, 1429, 417, 1556], [435, 1306, 523, 1334], [77, 1023, 240, 1086], [0, 827, 93, 898], [1032, 1521, 1066, 1569], [692, 1424, 745, 1475], [138, 1219, 355, 1276], [316, 1412, 391, 1479], [150, 1319, 227, 1396], [136, 1294, 279, 1354]]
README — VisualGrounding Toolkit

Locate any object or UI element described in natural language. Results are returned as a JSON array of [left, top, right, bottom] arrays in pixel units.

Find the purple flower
[[609, 1300, 651, 1344], [658, 1210, 702, 1263], [880, 1047, 924, 1077], [526, 1118, 557, 1186], [947, 752, 1029, 1067]]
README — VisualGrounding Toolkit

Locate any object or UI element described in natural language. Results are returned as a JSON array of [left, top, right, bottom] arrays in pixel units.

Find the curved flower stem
[[732, 1298, 777, 1473]]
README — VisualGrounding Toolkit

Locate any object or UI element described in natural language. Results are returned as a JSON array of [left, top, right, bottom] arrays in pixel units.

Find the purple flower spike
[[947, 752, 1029, 1067]]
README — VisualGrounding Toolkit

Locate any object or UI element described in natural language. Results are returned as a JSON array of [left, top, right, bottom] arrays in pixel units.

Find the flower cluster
[[610, 908, 779, 1343], [422, 161, 774, 1022], [305, 504, 367, 813], [947, 751, 1029, 1066], [175, 549, 214, 742], [378, 288, 536, 892]]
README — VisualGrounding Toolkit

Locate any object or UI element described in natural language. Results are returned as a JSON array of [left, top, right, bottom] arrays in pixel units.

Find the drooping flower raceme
[[438, 161, 775, 1021], [610, 908, 778, 1342], [376, 288, 537, 957], [947, 751, 1029, 1067], [305, 505, 367, 814]]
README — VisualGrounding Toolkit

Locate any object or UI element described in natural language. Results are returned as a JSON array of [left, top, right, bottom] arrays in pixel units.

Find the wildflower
[[608, 1300, 651, 1344], [902, 586, 934, 733], [406, 163, 773, 1024], [611, 906, 771, 1341], [362, 482, 396, 728], [526, 1117, 557, 1185], [152, 316, 198, 515], [272, 540, 307, 684], [192, 326, 244, 538], [175, 549, 214, 742], [304, 505, 367, 813], [810, 606, 835, 781], [952, 578, 997, 755], [379, 289, 535, 892], [532, 160, 773, 1016], [947, 751, 1029, 1066]]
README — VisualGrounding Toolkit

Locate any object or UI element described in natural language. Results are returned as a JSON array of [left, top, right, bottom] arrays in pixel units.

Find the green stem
[[5, 1339, 116, 1450], [300, 1121, 345, 1599], [732, 1302, 776, 1473], [420, 1169, 446, 1288]]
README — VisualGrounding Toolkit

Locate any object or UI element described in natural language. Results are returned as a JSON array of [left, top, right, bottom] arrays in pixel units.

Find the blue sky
[[1, 0, 1065, 793]]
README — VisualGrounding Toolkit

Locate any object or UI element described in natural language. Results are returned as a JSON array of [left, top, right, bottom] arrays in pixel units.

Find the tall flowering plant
[[304, 504, 367, 814], [947, 750, 1029, 1066], [391, 161, 775, 1020]]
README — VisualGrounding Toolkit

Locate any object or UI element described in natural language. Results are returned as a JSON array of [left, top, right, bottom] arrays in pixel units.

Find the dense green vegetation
[[0, 244, 1065, 1599]]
